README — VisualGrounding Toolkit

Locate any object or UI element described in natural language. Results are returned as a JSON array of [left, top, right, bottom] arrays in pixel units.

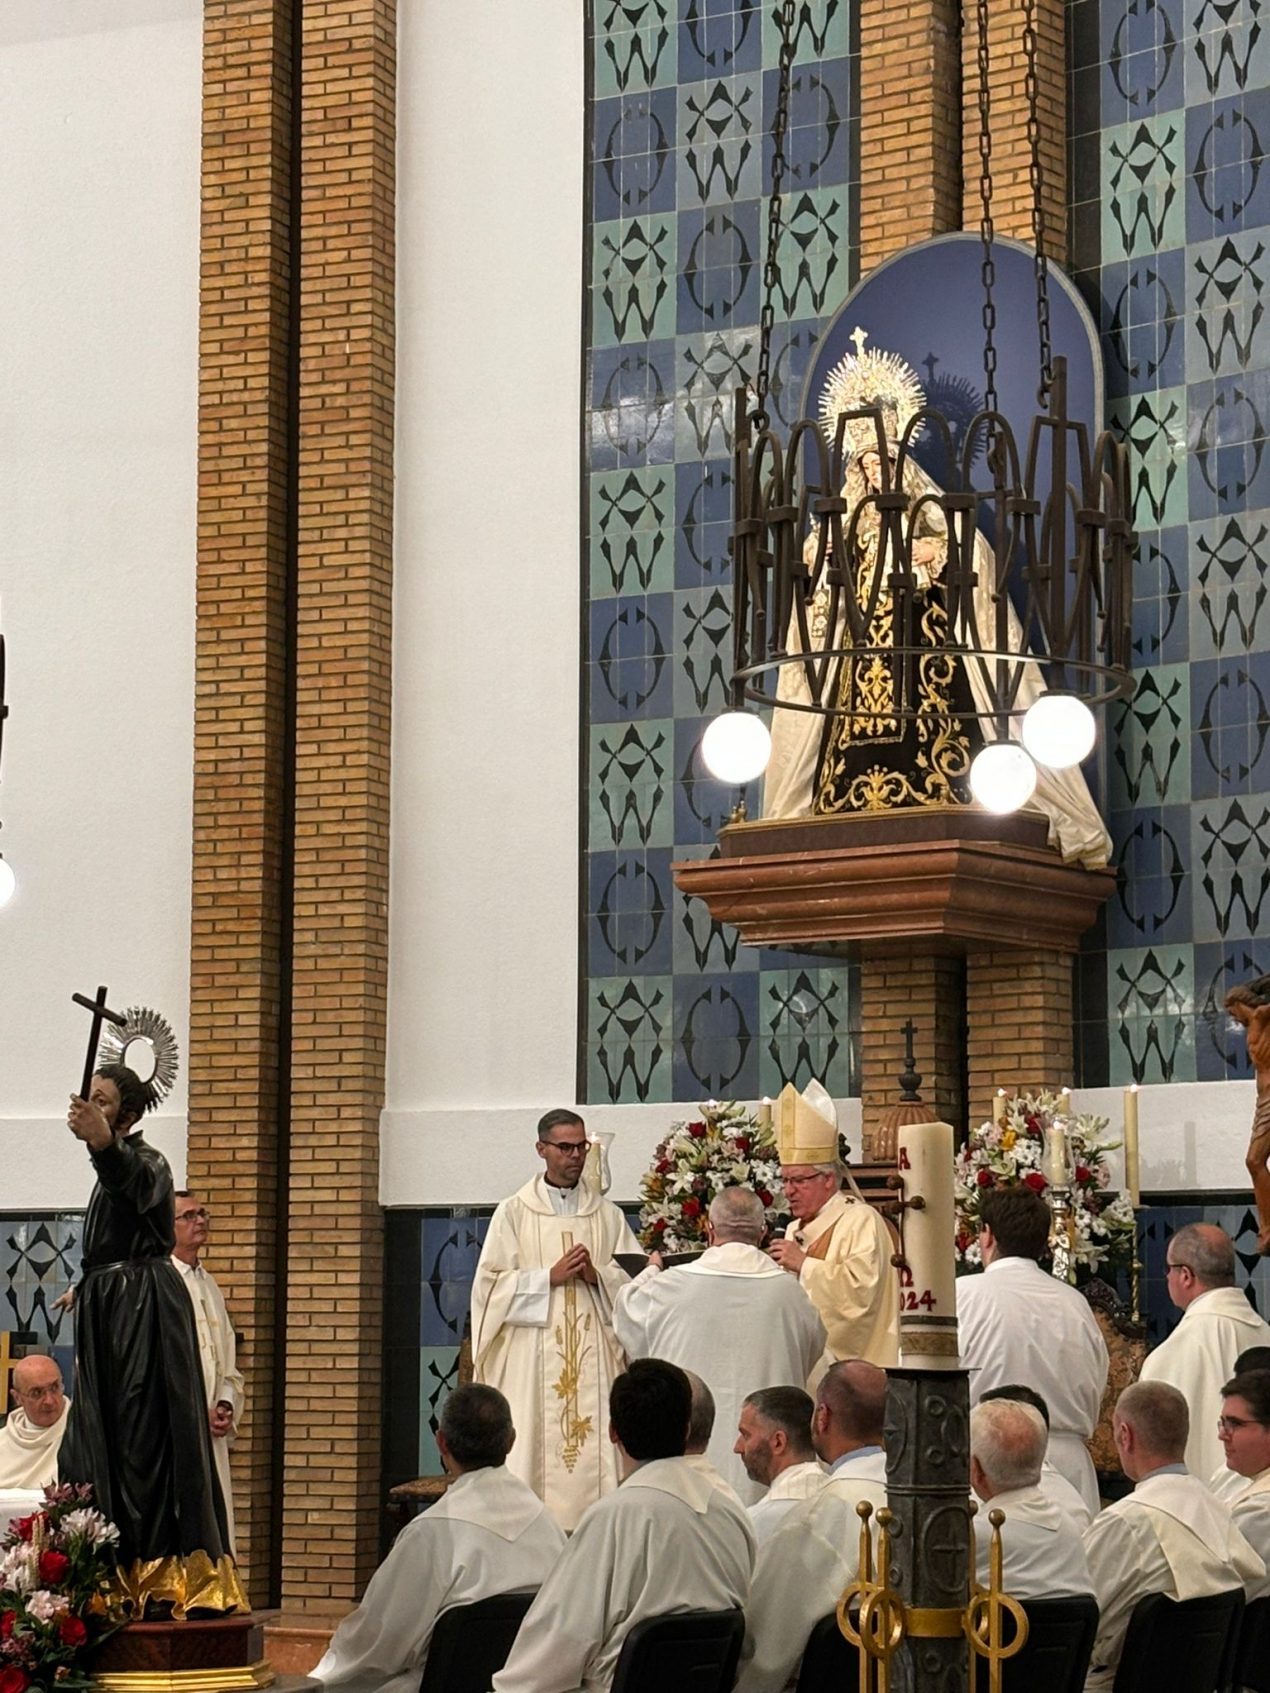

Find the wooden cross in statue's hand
[[72, 985, 127, 1102]]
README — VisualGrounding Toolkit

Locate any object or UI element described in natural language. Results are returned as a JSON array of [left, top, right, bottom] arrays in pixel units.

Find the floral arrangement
[[0, 1485, 120, 1692], [638, 1099, 790, 1253], [953, 1090, 1136, 1276]]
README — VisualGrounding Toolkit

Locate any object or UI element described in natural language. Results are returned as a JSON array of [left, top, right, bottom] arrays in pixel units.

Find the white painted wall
[[387, 3, 586, 1128], [0, 0, 200, 1203]]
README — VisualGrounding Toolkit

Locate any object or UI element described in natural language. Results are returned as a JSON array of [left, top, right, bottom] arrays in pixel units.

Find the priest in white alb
[[0, 1354, 70, 1490], [314, 1386, 565, 1693], [472, 1109, 642, 1530], [613, 1187, 825, 1501], [1217, 1367, 1270, 1594], [735, 1386, 824, 1544], [171, 1190, 246, 1554], [969, 1398, 1094, 1597], [1083, 1381, 1264, 1691], [767, 1081, 898, 1380], [493, 1359, 754, 1693], [956, 1183, 1108, 1513], [1139, 1222, 1270, 1481]]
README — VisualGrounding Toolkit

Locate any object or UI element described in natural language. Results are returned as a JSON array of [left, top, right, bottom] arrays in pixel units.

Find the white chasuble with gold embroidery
[[471, 1176, 640, 1530]]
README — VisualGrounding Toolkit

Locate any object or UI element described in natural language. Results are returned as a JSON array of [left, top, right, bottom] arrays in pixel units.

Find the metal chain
[[974, 0, 1000, 427], [1022, 0, 1054, 404], [753, 0, 798, 428]]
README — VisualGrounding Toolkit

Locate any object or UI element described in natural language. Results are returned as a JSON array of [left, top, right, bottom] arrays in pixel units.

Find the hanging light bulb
[[0, 857, 15, 909], [701, 711, 772, 784], [969, 742, 1037, 814], [1021, 693, 1096, 770]]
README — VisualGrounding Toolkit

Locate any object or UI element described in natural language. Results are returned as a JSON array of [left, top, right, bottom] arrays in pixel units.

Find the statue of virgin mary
[[761, 332, 1111, 870]]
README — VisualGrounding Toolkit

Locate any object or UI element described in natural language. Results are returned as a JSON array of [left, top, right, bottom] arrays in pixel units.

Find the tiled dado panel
[[1069, 0, 1270, 1087], [582, 0, 861, 1104], [0, 1214, 82, 1400]]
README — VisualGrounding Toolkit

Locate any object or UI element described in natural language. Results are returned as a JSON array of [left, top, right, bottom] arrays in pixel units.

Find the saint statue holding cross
[[60, 992, 245, 1616]]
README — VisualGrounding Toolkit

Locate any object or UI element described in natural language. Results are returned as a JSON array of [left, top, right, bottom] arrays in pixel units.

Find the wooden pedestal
[[90, 1616, 273, 1692]]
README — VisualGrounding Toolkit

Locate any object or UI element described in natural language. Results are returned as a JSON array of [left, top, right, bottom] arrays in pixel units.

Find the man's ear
[[609, 1419, 620, 1448], [770, 1427, 788, 1458]]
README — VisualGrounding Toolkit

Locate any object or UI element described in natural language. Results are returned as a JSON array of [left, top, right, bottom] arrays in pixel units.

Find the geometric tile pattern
[[1070, 0, 1270, 1083], [0, 1214, 81, 1398], [584, 0, 861, 1102]]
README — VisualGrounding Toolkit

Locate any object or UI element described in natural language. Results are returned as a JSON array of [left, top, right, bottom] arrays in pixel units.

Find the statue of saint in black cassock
[[61, 1064, 247, 1617]]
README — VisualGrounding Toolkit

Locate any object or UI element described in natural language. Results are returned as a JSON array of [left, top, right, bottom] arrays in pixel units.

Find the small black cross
[[72, 985, 127, 1101]]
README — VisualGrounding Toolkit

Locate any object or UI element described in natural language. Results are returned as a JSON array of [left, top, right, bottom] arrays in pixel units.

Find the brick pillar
[[189, 0, 296, 1606], [858, 0, 962, 273], [965, 948, 1074, 1128], [860, 951, 967, 1149], [961, 0, 1066, 256], [280, 0, 395, 1605]]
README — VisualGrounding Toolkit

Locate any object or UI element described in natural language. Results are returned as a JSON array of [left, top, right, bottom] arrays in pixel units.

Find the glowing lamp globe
[[701, 711, 772, 785], [1021, 693, 1097, 770], [969, 742, 1037, 815], [0, 858, 15, 909]]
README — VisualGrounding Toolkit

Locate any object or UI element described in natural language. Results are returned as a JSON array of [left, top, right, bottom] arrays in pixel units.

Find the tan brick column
[[858, 0, 962, 273], [189, 0, 296, 1606], [965, 948, 1075, 1128], [860, 952, 966, 1146], [280, 0, 395, 1605], [961, 0, 1066, 255]]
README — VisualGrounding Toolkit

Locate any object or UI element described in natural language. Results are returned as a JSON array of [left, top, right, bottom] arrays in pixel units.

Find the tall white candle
[[757, 1096, 772, 1129], [1044, 1123, 1069, 1188], [1124, 1085, 1140, 1207], [992, 1089, 1007, 1126], [897, 1119, 958, 1370]]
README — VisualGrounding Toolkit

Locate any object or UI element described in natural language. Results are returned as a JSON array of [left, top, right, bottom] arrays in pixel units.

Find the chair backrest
[[1234, 1593, 1270, 1693], [1111, 1589, 1244, 1693], [795, 1613, 859, 1693], [609, 1608, 746, 1693], [417, 1589, 538, 1693], [971, 1594, 1100, 1693]]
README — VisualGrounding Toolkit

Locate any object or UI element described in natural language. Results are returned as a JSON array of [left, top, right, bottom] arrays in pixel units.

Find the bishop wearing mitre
[[471, 1109, 642, 1530], [768, 1080, 899, 1380]]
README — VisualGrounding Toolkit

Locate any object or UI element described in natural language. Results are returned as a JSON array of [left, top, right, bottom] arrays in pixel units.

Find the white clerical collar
[[544, 1181, 581, 1215], [1136, 1462, 1188, 1487]]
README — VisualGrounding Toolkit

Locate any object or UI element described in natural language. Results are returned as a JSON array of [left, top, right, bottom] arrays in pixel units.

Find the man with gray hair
[[735, 1386, 823, 1544], [1082, 1380, 1264, 1691], [1139, 1222, 1270, 1478], [314, 1385, 565, 1693], [969, 1398, 1093, 1599], [614, 1186, 825, 1501]]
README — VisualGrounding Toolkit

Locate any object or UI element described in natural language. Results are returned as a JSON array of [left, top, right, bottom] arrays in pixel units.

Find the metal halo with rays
[[97, 1005, 181, 1110]]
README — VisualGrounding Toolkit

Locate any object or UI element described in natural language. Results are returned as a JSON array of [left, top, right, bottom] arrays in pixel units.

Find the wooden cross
[[0, 1330, 37, 1414], [72, 985, 127, 1101], [849, 325, 869, 358]]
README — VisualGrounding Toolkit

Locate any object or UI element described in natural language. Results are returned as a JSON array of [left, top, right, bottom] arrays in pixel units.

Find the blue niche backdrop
[[802, 233, 1105, 501]]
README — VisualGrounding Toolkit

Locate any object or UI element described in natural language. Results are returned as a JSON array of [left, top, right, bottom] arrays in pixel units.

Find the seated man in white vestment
[[979, 1384, 1095, 1529], [970, 1398, 1094, 1598], [1216, 1369, 1270, 1595], [493, 1359, 754, 1693], [1140, 1223, 1270, 1482], [957, 1185, 1108, 1514], [313, 1385, 565, 1693], [735, 1359, 889, 1693], [471, 1108, 642, 1529], [1213, 1349, 1270, 1500], [171, 1190, 246, 1555], [0, 1355, 69, 1490], [614, 1187, 825, 1501], [682, 1371, 741, 1500], [735, 1386, 824, 1545], [767, 1082, 898, 1377], [1082, 1381, 1264, 1691]]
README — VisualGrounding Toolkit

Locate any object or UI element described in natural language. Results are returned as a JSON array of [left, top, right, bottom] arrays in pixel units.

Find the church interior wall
[[0, 0, 200, 1191]]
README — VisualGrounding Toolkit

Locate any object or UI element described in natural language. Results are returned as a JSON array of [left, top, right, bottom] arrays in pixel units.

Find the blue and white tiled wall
[[583, 0, 862, 1104], [1069, 0, 1270, 1085], [0, 1214, 80, 1399]]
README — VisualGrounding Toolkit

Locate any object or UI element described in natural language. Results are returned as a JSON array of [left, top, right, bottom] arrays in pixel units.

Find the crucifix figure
[[72, 985, 127, 1103], [1226, 976, 1270, 1255]]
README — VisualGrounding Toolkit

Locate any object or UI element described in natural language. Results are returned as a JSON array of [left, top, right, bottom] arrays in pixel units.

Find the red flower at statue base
[[37, 1551, 70, 1585], [0, 1614, 14, 1640], [0, 1666, 30, 1693], [1023, 1172, 1048, 1194], [57, 1618, 87, 1649]]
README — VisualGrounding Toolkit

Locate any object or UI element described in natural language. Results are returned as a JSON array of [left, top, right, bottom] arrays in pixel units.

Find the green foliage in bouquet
[[0, 1485, 121, 1692]]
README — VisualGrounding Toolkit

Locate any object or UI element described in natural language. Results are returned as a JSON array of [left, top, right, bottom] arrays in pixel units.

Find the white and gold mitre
[[776, 1080, 839, 1166], [818, 326, 926, 459]]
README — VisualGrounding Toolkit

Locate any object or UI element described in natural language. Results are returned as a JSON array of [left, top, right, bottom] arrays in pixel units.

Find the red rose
[[12, 1517, 37, 1544], [956, 1232, 971, 1253], [734, 1136, 751, 1154], [37, 1551, 69, 1585], [652, 1218, 666, 1233], [757, 1190, 773, 1207], [681, 1198, 702, 1220], [1075, 1165, 1092, 1184], [57, 1618, 87, 1649], [0, 1667, 30, 1693], [976, 1168, 994, 1188], [687, 1122, 707, 1138], [1023, 1172, 1048, 1193], [0, 1614, 14, 1640], [656, 1159, 670, 1174]]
